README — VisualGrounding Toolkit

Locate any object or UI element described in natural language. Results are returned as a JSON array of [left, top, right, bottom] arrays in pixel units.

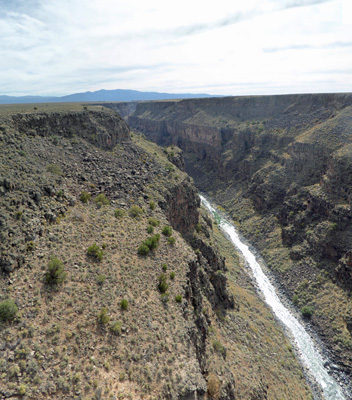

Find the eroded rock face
[[164, 178, 200, 233], [336, 251, 352, 290], [10, 110, 130, 149]]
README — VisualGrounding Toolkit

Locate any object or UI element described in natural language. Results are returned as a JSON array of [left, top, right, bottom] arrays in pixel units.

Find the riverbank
[[201, 194, 350, 400]]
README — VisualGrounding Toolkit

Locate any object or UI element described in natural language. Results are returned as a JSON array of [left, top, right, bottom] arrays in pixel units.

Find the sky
[[0, 0, 351, 97]]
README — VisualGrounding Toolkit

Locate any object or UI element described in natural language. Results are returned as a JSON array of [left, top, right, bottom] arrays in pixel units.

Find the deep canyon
[[107, 93, 352, 390], [0, 94, 352, 399]]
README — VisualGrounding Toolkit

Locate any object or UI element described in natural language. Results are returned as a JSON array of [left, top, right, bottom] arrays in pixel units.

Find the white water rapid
[[200, 195, 346, 400]]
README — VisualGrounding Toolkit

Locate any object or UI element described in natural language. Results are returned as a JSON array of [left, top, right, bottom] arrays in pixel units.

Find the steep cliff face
[[9, 109, 130, 149], [121, 93, 352, 379]]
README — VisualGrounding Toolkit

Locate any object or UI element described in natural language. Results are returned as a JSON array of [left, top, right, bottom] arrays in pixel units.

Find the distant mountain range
[[0, 89, 221, 104]]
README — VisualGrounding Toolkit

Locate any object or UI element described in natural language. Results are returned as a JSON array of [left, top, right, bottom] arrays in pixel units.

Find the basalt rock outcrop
[[9, 109, 130, 149]]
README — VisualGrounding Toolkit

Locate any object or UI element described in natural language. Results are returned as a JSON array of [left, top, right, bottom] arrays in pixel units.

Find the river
[[200, 195, 347, 400]]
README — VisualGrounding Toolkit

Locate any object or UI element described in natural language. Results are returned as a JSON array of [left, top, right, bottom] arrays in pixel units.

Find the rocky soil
[[0, 103, 314, 399]]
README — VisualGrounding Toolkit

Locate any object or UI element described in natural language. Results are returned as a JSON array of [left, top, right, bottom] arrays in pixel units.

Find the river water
[[200, 195, 347, 400]]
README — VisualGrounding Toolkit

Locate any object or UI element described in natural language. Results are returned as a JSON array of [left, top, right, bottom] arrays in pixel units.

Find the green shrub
[[120, 299, 129, 310], [80, 191, 91, 203], [138, 244, 150, 256], [195, 223, 202, 233], [147, 234, 160, 249], [167, 237, 176, 245], [331, 222, 338, 230], [18, 384, 27, 396], [25, 241, 35, 252], [0, 299, 18, 322], [138, 234, 161, 256], [162, 263, 168, 271], [292, 294, 299, 305], [170, 271, 175, 280], [94, 193, 110, 206], [175, 295, 182, 303], [44, 257, 67, 285], [97, 307, 110, 325], [212, 340, 226, 357], [160, 293, 169, 303], [87, 243, 103, 261], [165, 163, 174, 172], [114, 208, 125, 218], [129, 205, 143, 219], [162, 225, 172, 237], [148, 218, 160, 227], [147, 225, 154, 234], [110, 321, 122, 336], [149, 201, 156, 210], [301, 305, 313, 318], [15, 211, 23, 220], [97, 274, 106, 285], [158, 274, 169, 293]]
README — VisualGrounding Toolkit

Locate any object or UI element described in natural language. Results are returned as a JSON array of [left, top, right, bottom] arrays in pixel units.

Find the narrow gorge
[[1, 96, 352, 399], [106, 93, 352, 396]]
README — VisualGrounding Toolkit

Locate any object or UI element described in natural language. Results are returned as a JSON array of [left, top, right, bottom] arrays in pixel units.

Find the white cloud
[[0, 0, 350, 96]]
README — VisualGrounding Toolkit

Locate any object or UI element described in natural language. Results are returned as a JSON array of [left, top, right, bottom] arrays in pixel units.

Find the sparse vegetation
[[195, 223, 202, 233], [94, 193, 110, 206], [97, 274, 106, 285], [158, 274, 169, 293], [46, 163, 63, 175], [80, 191, 91, 203], [87, 243, 103, 261], [148, 217, 160, 227], [149, 201, 156, 210], [114, 208, 125, 218], [175, 295, 182, 303], [25, 240, 35, 252], [167, 236, 176, 245], [110, 321, 122, 335], [162, 225, 172, 237], [97, 307, 110, 325], [129, 205, 143, 218], [138, 234, 161, 256], [212, 340, 226, 357]]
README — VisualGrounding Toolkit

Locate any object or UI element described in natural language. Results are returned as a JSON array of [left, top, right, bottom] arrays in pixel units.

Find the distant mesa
[[0, 89, 221, 105]]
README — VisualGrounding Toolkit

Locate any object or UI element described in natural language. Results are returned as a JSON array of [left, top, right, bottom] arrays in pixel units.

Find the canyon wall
[[118, 93, 352, 379]]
